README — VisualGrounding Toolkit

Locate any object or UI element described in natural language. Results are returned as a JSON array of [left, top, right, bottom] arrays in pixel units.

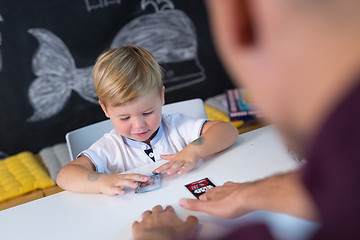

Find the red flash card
[[185, 177, 216, 199]]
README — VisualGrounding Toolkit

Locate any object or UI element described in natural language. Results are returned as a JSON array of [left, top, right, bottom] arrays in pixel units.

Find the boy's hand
[[153, 148, 200, 175], [93, 173, 150, 195]]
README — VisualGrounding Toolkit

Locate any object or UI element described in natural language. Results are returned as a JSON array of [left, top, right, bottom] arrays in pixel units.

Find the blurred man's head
[[207, 0, 360, 152]]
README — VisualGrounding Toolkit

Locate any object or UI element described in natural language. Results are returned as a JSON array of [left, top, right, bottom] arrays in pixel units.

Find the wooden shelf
[[0, 186, 63, 211]]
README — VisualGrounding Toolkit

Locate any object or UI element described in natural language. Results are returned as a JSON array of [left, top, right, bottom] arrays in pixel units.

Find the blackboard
[[0, 0, 234, 156]]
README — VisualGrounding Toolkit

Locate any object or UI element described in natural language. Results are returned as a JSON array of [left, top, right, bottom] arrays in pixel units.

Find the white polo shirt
[[79, 113, 207, 174]]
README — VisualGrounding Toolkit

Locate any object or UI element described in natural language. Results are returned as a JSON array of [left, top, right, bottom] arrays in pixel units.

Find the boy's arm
[[56, 156, 150, 195], [154, 121, 239, 175]]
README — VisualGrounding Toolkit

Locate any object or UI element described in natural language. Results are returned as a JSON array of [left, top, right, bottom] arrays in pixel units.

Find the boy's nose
[[132, 116, 146, 129]]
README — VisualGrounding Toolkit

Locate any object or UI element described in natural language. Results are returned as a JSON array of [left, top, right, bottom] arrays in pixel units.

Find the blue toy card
[[135, 173, 162, 193]]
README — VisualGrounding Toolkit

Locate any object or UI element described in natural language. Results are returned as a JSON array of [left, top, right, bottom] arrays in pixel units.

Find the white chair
[[65, 98, 207, 160]]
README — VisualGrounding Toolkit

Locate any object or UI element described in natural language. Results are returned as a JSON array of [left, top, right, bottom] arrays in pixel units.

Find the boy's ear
[[161, 86, 165, 105], [99, 100, 110, 118]]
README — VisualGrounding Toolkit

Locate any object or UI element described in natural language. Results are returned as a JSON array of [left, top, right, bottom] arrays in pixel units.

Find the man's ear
[[206, 0, 254, 48], [161, 86, 165, 105], [99, 100, 110, 118]]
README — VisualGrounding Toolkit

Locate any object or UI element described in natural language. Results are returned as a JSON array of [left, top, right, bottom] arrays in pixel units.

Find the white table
[[0, 127, 319, 240]]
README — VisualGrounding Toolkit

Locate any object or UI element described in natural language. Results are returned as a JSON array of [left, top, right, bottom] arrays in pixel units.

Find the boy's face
[[100, 87, 165, 143]]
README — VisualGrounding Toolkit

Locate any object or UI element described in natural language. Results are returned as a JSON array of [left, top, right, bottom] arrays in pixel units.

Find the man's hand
[[179, 181, 256, 219], [180, 172, 319, 221], [96, 173, 150, 195], [132, 205, 198, 240], [153, 146, 201, 175]]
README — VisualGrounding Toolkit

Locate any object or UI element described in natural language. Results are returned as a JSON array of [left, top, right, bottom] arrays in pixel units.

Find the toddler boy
[[56, 46, 239, 195]]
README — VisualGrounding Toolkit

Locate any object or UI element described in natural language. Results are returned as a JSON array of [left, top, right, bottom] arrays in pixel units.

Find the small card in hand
[[185, 177, 216, 199], [135, 173, 161, 193]]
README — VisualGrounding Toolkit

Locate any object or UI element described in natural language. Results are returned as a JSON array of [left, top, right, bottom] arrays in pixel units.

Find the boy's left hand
[[153, 148, 200, 175]]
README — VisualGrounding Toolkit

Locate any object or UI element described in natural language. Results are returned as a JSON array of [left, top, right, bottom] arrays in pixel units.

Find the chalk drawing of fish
[[84, 0, 121, 12], [27, 28, 97, 122], [27, 0, 205, 121]]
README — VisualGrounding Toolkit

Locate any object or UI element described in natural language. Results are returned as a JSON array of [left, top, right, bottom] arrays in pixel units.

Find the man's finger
[[152, 205, 164, 214], [224, 181, 235, 185], [200, 187, 225, 200], [184, 215, 199, 239], [199, 193, 208, 201], [132, 221, 139, 228], [205, 186, 222, 194], [132, 221, 139, 233], [179, 198, 213, 213], [165, 205, 176, 213], [180, 198, 231, 218], [185, 215, 199, 228], [142, 210, 152, 218], [196, 188, 216, 200]]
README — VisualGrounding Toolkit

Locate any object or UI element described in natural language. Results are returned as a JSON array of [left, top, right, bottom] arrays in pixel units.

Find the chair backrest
[[65, 98, 207, 160]]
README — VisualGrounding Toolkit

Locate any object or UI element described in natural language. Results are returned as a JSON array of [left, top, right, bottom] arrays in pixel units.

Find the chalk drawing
[[0, 14, 4, 72], [27, 28, 97, 122], [111, 0, 206, 91], [141, 0, 174, 11], [27, 0, 205, 121], [84, 0, 121, 12]]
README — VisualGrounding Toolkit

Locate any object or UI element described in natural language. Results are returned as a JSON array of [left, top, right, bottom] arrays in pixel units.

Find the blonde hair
[[92, 45, 163, 106]]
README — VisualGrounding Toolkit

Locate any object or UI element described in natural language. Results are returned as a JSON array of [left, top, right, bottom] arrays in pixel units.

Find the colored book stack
[[225, 88, 260, 121]]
